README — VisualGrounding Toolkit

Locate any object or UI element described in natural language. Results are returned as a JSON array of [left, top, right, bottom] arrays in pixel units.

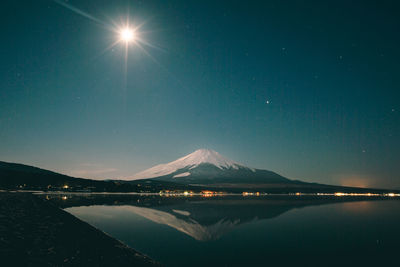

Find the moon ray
[[131, 36, 165, 53], [53, 0, 106, 27], [89, 40, 121, 63], [133, 41, 185, 88]]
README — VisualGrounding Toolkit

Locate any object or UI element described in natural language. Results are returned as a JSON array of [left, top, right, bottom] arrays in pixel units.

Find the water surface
[[61, 195, 400, 266]]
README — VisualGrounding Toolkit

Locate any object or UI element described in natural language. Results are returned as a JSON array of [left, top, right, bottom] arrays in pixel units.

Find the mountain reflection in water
[[54, 195, 400, 266], [55, 195, 379, 241]]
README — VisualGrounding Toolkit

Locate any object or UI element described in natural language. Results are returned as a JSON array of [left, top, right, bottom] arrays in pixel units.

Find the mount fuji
[[1, 150, 397, 193], [128, 149, 294, 185]]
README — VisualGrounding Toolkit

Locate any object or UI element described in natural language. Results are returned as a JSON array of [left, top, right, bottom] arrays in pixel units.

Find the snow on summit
[[129, 149, 245, 180], [179, 149, 241, 169]]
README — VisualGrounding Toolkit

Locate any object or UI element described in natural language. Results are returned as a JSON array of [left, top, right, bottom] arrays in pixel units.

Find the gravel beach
[[0, 192, 159, 266]]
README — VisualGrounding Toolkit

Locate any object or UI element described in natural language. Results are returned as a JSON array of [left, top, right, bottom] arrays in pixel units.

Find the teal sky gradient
[[0, 0, 399, 188]]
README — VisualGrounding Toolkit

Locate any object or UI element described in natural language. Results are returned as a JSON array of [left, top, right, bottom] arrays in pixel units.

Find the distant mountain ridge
[[1, 157, 398, 194], [0, 161, 141, 192], [0, 161, 61, 175], [0, 161, 83, 187]]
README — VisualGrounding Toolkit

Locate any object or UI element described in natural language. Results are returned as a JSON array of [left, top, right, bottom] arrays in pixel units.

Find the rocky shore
[[0, 192, 159, 266]]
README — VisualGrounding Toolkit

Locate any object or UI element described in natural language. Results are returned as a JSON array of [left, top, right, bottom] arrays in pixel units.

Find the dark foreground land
[[0, 192, 158, 266]]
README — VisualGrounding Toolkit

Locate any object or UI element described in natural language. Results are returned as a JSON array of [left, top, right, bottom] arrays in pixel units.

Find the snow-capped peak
[[178, 149, 241, 169], [129, 149, 246, 180]]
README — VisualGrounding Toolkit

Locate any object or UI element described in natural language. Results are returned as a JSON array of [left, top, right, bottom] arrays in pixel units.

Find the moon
[[120, 28, 135, 43]]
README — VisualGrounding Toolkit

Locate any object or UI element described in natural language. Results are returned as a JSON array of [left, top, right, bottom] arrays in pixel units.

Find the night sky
[[1, 0, 399, 188]]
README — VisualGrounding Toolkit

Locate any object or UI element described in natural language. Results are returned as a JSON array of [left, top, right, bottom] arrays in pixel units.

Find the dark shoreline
[[0, 192, 159, 266]]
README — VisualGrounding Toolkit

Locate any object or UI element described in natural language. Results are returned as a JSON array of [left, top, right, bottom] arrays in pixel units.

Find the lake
[[58, 195, 400, 266]]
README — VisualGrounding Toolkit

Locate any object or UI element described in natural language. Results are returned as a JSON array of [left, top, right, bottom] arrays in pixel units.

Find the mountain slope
[[128, 149, 293, 184], [0, 161, 89, 188], [0, 161, 142, 192]]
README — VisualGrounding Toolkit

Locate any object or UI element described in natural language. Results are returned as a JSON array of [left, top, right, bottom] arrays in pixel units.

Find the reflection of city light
[[333, 192, 384, 197], [159, 190, 196, 197], [155, 191, 399, 197], [62, 185, 69, 189], [201, 191, 218, 197], [242, 192, 262, 196], [62, 196, 68, 200]]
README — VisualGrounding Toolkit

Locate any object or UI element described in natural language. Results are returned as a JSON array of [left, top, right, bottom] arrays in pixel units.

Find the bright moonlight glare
[[120, 28, 135, 42]]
